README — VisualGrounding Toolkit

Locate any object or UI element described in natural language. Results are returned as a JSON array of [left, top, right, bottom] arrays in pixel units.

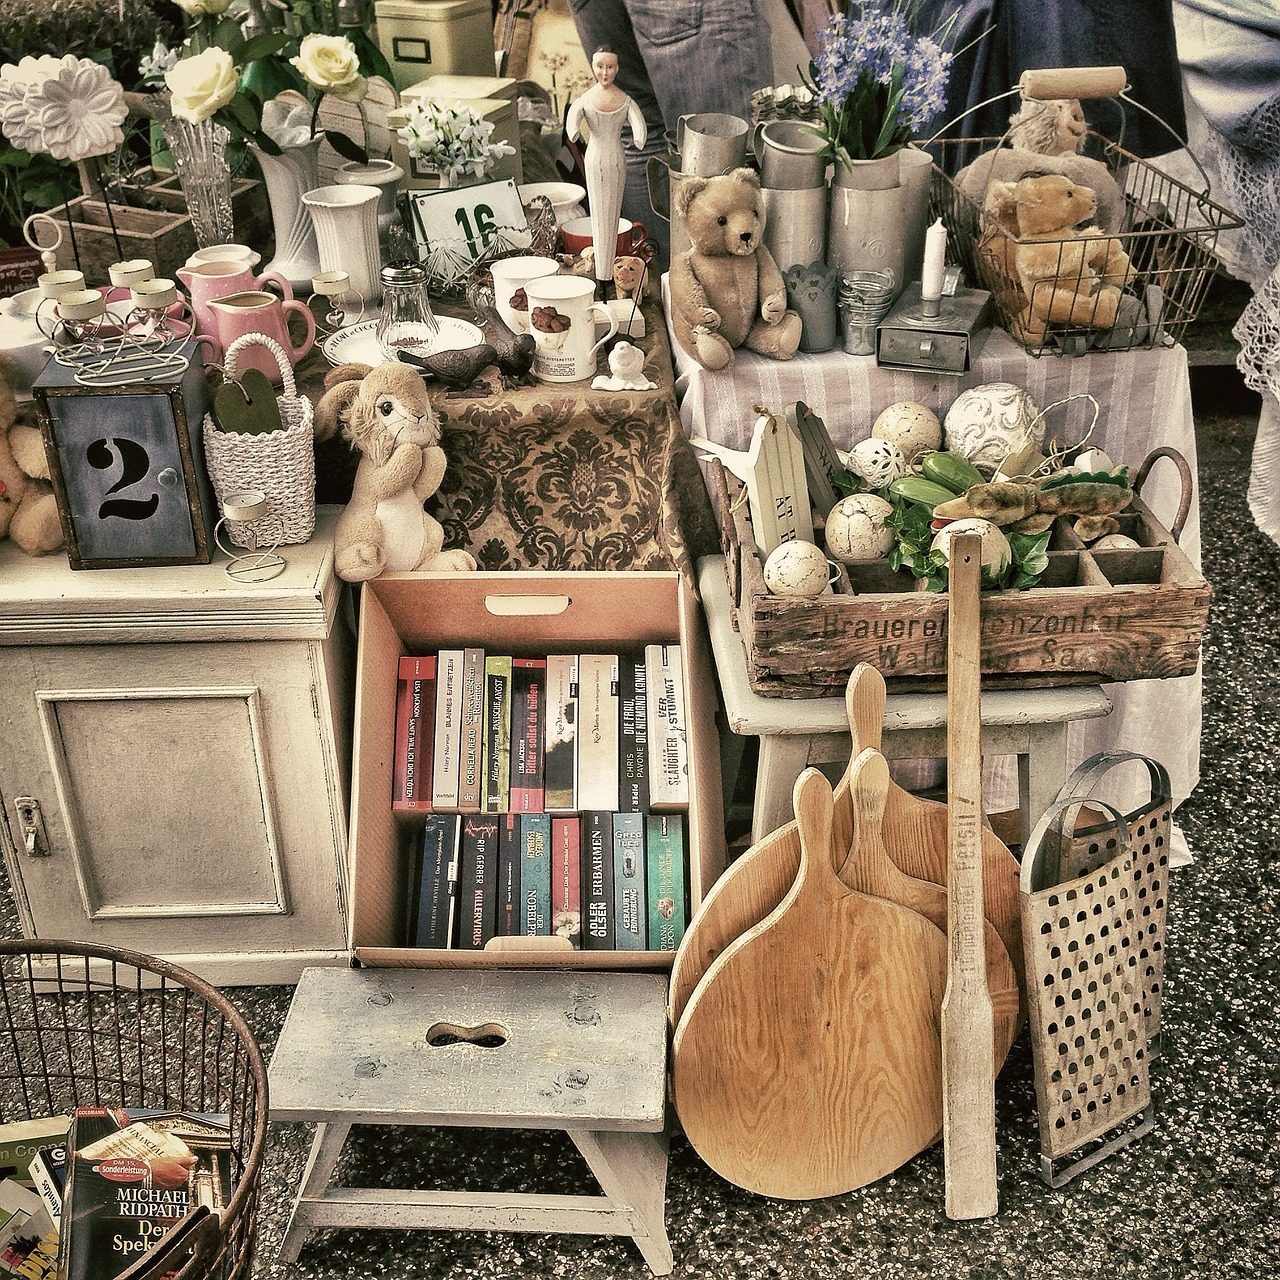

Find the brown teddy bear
[[1003, 174, 1135, 346], [0, 353, 62, 556], [668, 167, 802, 371], [313, 361, 477, 583]]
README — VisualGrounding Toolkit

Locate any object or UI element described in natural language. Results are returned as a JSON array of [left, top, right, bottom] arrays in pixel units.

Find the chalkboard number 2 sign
[[32, 354, 215, 569]]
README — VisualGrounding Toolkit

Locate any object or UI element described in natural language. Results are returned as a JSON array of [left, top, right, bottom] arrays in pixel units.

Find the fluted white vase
[[251, 139, 323, 292], [302, 184, 383, 306]]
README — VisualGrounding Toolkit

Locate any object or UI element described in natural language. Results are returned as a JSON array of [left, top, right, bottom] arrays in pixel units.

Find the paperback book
[[457, 647, 486, 812], [458, 816, 500, 949], [581, 811, 615, 950], [618, 654, 650, 813], [410, 814, 462, 948], [550, 815, 581, 946], [646, 813, 688, 951], [509, 658, 547, 813], [393, 655, 436, 811], [482, 657, 513, 813], [644, 644, 690, 809], [543, 655, 579, 812], [520, 813, 551, 936], [59, 1107, 233, 1280], [612, 811, 647, 950], [495, 815, 521, 937], [26, 1146, 64, 1231], [432, 648, 465, 809], [0, 1179, 52, 1273], [0, 1118, 69, 1191], [576, 654, 620, 812]]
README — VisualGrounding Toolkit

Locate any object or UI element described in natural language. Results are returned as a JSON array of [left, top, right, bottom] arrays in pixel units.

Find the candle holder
[[214, 489, 287, 582], [874, 280, 993, 375], [307, 271, 366, 337]]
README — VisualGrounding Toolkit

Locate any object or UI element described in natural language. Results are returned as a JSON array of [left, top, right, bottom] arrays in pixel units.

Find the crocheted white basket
[[202, 333, 316, 547]]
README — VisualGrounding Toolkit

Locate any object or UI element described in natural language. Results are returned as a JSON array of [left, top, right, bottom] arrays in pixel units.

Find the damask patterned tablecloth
[[666, 311, 1205, 816], [305, 294, 720, 578]]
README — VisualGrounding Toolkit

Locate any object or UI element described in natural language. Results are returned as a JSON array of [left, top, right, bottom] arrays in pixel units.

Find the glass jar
[[375, 262, 438, 359]]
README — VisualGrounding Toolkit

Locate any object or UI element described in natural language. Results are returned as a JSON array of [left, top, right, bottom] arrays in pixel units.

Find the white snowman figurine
[[591, 340, 657, 391]]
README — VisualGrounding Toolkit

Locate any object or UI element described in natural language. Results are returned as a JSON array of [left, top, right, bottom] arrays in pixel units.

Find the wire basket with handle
[[0, 939, 268, 1280], [925, 65, 1243, 356]]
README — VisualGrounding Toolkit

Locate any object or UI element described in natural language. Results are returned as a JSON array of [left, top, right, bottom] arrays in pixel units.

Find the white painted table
[[269, 966, 675, 1274], [668, 301, 1203, 811], [698, 557, 1113, 847]]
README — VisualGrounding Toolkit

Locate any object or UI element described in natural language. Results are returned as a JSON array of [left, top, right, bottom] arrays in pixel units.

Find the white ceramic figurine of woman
[[566, 45, 647, 284]]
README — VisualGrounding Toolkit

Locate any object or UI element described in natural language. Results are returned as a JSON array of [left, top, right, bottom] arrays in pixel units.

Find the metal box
[[374, 0, 496, 91]]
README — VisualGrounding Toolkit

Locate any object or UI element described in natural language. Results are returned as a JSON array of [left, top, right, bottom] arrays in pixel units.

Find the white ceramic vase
[[302, 184, 383, 306], [336, 158, 404, 248], [251, 139, 324, 292]]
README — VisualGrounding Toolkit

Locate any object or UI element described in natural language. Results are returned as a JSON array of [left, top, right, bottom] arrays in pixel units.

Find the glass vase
[[159, 116, 235, 248]]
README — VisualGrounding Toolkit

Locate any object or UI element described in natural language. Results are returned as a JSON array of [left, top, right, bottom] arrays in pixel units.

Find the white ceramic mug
[[523, 275, 618, 383], [488, 255, 561, 334]]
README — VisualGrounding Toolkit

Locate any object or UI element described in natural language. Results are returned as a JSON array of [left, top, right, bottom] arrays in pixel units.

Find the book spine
[[414, 815, 461, 948], [403, 828, 424, 945], [458, 816, 499, 950], [482, 657, 513, 813], [618, 654, 650, 813], [509, 658, 546, 813], [543, 655, 579, 812], [581, 811, 615, 950], [576, 654, 620, 812], [612, 811, 647, 950], [519, 813, 551, 936], [495, 815, 522, 937], [550, 815, 581, 947], [432, 649, 464, 809], [457, 647, 485, 812], [393, 656, 436, 811], [644, 643, 690, 809], [646, 813, 688, 951], [27, 1146, 64, 1231]]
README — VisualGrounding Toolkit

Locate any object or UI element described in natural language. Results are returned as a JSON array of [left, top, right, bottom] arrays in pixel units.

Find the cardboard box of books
[[350, 572, 725, 969]]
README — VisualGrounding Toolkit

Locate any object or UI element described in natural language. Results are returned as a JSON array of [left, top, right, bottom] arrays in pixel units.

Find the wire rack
[[927, 132, 1243, 356], [0, 940, 267, 1280]]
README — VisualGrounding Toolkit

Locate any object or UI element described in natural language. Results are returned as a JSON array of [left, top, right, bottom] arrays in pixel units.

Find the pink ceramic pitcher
[[205, 291, 316, 383], [177, 260, 294, 337]]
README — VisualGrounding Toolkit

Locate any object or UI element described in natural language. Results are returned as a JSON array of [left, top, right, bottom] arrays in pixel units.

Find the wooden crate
[[718, 460, 1211, 697], [348, 571, 726, 970], [52, 198, 197, 283]]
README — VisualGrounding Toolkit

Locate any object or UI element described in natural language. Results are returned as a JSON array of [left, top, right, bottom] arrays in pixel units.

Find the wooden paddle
[[941, 535, 999, 1220], [668, 665, 1022, 1043], [671, 764, 946, 1199]]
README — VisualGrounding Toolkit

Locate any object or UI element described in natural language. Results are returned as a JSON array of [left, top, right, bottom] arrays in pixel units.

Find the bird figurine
[[398, 342, 496, 392], [473, 299, 536, 388]]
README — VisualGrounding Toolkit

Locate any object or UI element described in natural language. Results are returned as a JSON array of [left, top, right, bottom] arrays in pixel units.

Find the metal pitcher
[[675, 112, 749, 177], [752, 119, 827, 190]]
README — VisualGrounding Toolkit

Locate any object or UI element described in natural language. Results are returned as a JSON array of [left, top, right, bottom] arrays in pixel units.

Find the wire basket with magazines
[[924, 65, 1243, 356], [0, 940, 267, 1280]]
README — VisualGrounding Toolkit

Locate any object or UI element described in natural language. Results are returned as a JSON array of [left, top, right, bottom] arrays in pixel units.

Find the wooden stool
[[697, 557, 1113, 848], [269, 967, 674, 1274]]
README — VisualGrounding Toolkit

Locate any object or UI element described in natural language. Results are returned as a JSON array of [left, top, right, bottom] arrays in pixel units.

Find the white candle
[[922, 218, 947, 303]]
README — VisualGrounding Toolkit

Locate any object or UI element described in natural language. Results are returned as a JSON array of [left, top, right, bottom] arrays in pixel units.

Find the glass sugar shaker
[[376, 262, 439, 359]]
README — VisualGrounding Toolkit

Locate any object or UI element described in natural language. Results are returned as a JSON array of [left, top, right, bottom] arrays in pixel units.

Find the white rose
[[165, 48, 239, 125], [290, 34, 367, 103], [175, 0, 231, 14]]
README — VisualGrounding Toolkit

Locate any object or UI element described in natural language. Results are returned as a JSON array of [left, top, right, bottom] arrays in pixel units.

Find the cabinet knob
[[157, 467, 179, 488], [14, 797, 49, 857]]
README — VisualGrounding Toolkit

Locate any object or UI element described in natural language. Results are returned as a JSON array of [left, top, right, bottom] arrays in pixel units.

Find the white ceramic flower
[[166, 47, 239, 125], [291, 34, 367, 104], [0, 55, 72, 154], [175, 0, 231, 13], [35, 58, 128, 162]]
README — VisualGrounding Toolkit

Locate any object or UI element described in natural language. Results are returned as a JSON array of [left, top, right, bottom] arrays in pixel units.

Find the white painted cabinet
[[0, 508, 353, 985]]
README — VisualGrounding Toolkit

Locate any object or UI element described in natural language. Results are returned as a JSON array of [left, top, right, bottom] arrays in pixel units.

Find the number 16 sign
[[32, 340, 217, 569], [404, 178, 533, 288]]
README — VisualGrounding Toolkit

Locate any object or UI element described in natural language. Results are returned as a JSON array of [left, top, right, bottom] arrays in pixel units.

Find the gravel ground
[[5, 363, 1275, 1280]]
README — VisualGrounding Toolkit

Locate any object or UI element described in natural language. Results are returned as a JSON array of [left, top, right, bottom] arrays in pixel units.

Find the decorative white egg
[[1090, 533, 1141, 551], [871, 401, 942, 463], [848, 437, 908, 489], [824, 494, 895, 563], [943, 382, 1042, 472], [763, 539, 831, 596], [931, 517, 1012, 576]]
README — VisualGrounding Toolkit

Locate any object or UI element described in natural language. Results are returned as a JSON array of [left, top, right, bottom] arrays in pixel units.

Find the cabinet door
[[0, 640, 348, 962]]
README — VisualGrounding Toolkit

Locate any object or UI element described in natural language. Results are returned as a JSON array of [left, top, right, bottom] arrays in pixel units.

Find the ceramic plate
[[321, 317, 485, 369]]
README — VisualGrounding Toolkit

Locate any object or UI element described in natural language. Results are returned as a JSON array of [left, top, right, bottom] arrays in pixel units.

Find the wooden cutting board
[[671, 765, 946, 1199], [669, 665, 1022, 1045]]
